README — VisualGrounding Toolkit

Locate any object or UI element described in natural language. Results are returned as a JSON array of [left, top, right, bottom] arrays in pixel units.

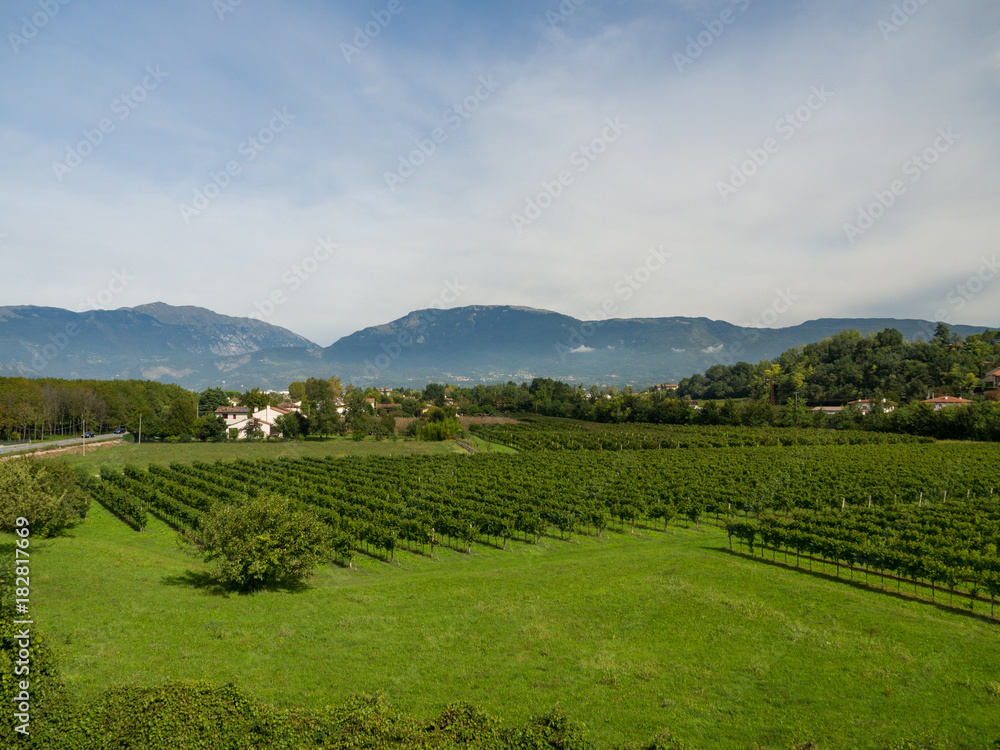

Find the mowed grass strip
[[52, 436, 464, 473], [24, 504, 1000, 750]]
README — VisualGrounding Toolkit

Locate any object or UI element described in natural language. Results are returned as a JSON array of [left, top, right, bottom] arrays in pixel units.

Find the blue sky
[[2, 0, 999, 346]]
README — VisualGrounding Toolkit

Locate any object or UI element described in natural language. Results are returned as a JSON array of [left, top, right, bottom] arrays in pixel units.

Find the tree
[[160, 398, 198, 438], [241, 416, 266, 440], [196, 415, 227, 442], [198, 387, 229, 415], [345, 390, 374, 439], [314, 401, 344, 437], [183, 494, 332, 591], [423, 383, 446, 407], [374, 412, 397, 440], [273, 413, 300, 439], [0, 457, 88, 537], [288, 381, 306, 401], [238, 388, 270, 411], [303, 377, 334, 410]]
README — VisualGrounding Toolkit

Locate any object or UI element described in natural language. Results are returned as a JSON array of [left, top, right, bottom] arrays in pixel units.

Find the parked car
[[82, 430, 95, 438], [113, 427, 126, 435]]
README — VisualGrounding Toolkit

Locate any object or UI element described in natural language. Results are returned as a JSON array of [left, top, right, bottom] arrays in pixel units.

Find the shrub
[[0, 456, 89, 537], [182, 494, 332, 592]]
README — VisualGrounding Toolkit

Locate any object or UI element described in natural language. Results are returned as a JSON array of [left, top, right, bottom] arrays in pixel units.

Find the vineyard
[[86, 433, 1000, 619], [727, 494, 1000, 615], [468, 415, 928, 451]]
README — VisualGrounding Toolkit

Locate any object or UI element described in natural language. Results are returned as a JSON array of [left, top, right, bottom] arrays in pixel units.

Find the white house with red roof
[[923, 395, 974, 410]]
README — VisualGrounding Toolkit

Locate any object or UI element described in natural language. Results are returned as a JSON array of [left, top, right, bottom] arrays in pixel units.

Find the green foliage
[[423, 382, 446, 407], [0, 456, 89, 536], [421, 417, 463, 441], [198, 414, 228, 442], [238, 388, 271, 412], [0, 563, 74, 749], [184, 494, 332, 591], [199, 387, 230, 414], [273, 413, 301, 439], [160, 397, 198, 439]]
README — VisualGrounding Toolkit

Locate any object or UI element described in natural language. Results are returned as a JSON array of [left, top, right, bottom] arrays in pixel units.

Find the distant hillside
[[321, 306, 994, 387], [0, 303, 994, 389], [0, 303, 317, 383]]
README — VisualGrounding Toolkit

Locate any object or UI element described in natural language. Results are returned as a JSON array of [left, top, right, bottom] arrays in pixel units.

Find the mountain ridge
[[0, 302, 994, 389]]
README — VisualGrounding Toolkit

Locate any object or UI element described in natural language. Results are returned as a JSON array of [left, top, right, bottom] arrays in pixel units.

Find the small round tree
[[187, 494, 332, 591]]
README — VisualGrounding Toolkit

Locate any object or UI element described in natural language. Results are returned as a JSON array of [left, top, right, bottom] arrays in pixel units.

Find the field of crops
[[85, 432, 1000, 623], [468, 415, 928, 451], [10, 417, 993, 749]]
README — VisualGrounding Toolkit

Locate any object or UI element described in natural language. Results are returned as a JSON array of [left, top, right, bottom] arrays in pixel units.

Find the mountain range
[[0, 302, 994, 390]]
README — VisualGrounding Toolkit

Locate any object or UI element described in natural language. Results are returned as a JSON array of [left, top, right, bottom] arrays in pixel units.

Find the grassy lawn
[[21, 504, 1000, 749], [466, 433, 518, 454], [51, 436, 464, 473]]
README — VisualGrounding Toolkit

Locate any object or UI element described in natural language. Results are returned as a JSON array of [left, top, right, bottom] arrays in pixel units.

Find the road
[[0, 433, 122, 455]]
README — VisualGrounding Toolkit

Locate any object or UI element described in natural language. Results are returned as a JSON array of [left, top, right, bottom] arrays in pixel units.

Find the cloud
[[1, 0, 998, 345]]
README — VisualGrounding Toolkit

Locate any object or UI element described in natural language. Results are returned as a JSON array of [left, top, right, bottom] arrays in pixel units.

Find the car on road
[[113, 427, 126, 435], [83, 431, 95, 438]]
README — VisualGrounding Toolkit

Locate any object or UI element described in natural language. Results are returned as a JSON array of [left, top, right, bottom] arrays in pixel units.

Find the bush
[[182, 494, 332, 592], [0, 456, 89, 537]]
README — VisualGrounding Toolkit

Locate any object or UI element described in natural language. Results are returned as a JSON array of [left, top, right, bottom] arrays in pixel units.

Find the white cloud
[[1, 0, 998, 344]]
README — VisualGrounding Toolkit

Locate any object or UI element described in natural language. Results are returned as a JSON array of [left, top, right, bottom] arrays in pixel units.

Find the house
[[981, 367, 1000, 388], [847, 399, 895, 415], [923, 395, 974, 411], [214, 406, 251, 427], [215, 405, 292, 438], [812, 405, 844, 415]]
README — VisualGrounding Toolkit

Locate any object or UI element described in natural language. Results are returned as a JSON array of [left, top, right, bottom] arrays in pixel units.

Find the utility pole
[[82, 419, 85, 456], [138, 413, 142, 445]]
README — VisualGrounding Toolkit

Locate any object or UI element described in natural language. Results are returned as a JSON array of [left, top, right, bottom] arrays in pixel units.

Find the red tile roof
[[924, 396, 973, 404]]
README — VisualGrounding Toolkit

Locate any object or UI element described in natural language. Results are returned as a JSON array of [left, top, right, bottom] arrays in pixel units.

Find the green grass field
[[50, 436, 465, 473], [21, 501, 1000, 749]]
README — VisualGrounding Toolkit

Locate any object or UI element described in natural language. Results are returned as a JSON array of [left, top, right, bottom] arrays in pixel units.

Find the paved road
[[0, 433, 122, 455]]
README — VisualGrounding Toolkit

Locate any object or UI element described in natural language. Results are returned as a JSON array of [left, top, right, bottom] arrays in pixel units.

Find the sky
[[2, 0, 999, 347]]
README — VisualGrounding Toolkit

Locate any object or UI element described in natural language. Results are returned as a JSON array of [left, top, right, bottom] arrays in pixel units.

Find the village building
[[214, 405, 292, 438], [923, 395, 974, 410]]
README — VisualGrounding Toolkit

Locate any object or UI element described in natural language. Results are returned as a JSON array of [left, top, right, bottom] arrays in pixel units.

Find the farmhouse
[[215, 405, 292, 438], [847, 398, 895, 415], [811, 405, 844, 415], [923, 395, 974, 410]]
